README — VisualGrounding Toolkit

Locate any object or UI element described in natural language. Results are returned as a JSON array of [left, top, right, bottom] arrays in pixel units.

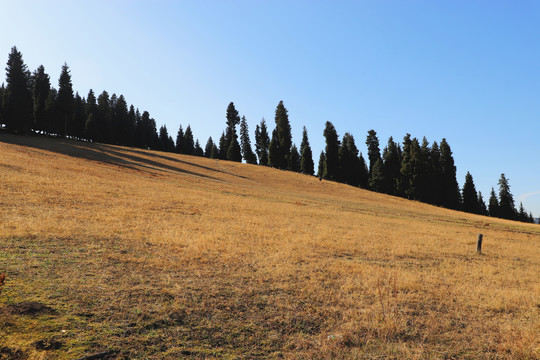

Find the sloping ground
[[0, 133, 539, 359]]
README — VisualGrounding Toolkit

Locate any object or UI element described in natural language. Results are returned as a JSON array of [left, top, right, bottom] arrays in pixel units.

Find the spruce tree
[[240, 116, 257, 164], [299, 126, 314, 175], [218, 132, 227, 160], [113, 94, 130, 145], [517, 202, 527, 222], [429, 141, 443, 206], [4, 46, 33, 133], [56, 63, 73, 137], [369, 158, 385, 192], [365, 129, 381, 176], [398, 134, 413, 197], [338, 132, 360, 185], [183, 125, 194, 155], [289, 144, 301, 172], [194, 139, 204, 156], [254, 118, 270, 165], [497, 174, 516, 220], [204, 137, 214, 158], [268, 129, 280, 168], [382, 137, 401, 195], [478, 191, 487, 215], [273, 101, 292, 169], [224, 102, 242, 161], [96, 91, 111, 143], [72, 93, 86, 140], [44, 88, 58, 136], [32, 65, 51, 134], [462, 172, 480, 214], [416, 137, 432, 203], [0, 83, 5, 127], [323, 121, 339, 180], [159, 125, 170, 151], [84, 89, 97, 141], [488, 188, 499, 218], [358, 153, 369, 189], [439, 138, 461, 209], [175, 125, 184, 153], [317, 151, 326, 178]]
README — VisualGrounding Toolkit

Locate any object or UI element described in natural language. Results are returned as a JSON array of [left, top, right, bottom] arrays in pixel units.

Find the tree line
[[0, 46, 535, 224]]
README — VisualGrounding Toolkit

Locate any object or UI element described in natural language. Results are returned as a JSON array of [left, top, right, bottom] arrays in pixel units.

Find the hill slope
[[1, 133, 539, 359]]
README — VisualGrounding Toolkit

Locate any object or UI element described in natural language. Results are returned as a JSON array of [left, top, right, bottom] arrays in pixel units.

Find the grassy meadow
[[0, 133, 539, 359]]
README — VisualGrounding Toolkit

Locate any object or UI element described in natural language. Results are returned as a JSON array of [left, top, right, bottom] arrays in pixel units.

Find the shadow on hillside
[[100, 145, 247, 180], [0, 132, 220, 181]]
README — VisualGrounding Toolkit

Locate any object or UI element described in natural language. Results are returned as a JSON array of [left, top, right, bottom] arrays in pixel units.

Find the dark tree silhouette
[[289, 144, 301, 172], [299, 126, 314, 175], [270, 101, 292, 169], [338, 132, 360, 185], [240, 116, 257, 164], [497, 174, 516, 220], [225, 102, 241, 161], [462, 172, 480, 214], [4, 46, 33, 133], [382, 137, 401, 195], [175, 125, 184, 153], [323, 121, 339, 180], [56, 63, 73, 137], [254, 118, 270, 166], [365, 129, 381, 176], [32, 65, 51, 134], [317, 151, 326, 178], [488, 188, 499, 218], [183, 125, 194, 155]]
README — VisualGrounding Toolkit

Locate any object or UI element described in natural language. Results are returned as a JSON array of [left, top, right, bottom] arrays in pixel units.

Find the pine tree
[[126, 105, 137, 146], [0, 83, 5, 127], [517, 202, 527, 222], [289, 144, 301, 172], [429, 141, 443, 206], [488, 188, 499, 218], [268, 129, 280, 168], [382, 137, 401, 195], [44, 88, 58, 136], [204, 137, 214, 158], [317, 151, 326, 178], [478, 191, 487, 215], [72, 92, 86, 140], [224, 102, 242, 161], [462, 172, 480, 214], [194, 139, 204, 156], [183, 125, 194, 155], [273, 101, 292, 169], [254, 118, 270, 166], [175, 125, 184, 153], [56, 63, 73, 137], [358, 153, 369, 189], [338, 132, 360, 185], [498, 174, 516, 220], [398, 134, 413, 197], [416, 137, 432, 203], [4, 46, 33, 133], [32, 65, 50, 134], [299, 126, 314, 175], [113, 94, 130, 145], [323, 121, 339, 180], [218, 132, 227, 160], [365, 130, 381, 176], [96, 91, 111, 143], [369, 158, 385, 192], [239, 116, 257, 164], [159, 125, 170, 151], [439, 138, 461, 209]]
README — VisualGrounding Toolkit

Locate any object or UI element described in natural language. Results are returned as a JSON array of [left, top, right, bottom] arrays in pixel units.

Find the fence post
[[476, 234, 483, 255]]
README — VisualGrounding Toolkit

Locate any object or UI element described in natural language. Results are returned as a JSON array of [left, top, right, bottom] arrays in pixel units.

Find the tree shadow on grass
[[0, 132, 220, 181]]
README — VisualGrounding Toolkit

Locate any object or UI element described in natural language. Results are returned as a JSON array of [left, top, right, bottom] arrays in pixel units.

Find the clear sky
[[2, 1, 539, 217]]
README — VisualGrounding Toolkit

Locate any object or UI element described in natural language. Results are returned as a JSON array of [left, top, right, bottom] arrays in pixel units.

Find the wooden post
[[476, 234, 483, 255]]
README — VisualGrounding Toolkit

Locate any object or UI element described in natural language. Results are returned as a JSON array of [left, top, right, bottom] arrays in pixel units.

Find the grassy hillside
[[0, 133, 539, 359]]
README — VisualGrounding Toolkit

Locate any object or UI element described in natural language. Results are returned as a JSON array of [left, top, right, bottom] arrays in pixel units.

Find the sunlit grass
[[0, 133, 539, 359]]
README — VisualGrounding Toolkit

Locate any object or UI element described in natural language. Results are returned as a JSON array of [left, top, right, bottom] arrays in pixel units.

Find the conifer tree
[[183, 125, 194, 155], [113, 94, 130, 145], [44, 88, 58, 136], [488, 188, 499, 218], [218, 132, 227, 160], [365, 130, 381, 177], [478, 191, 487, 215], [398, 134, 413, 197], [382, 137, 401, 195], [0, 83, 5, 127], [323, 121, 339, 180], [462, 172, 480, 214], [317, 151, 326, 178], [204, 137, 214, 158], [4, 46, 33, 133], [72, 92, 86, 140], [126, 105, 137, 146], [159, 125, 170, 151], [369, 158, 385, 192], [416, 137, 432, 203], [175, 125, 184, 153], [497, 173, 516, 220], [224, 102, 242, 161], [56, 63, 73, 137], [517, 202, 527, 222], [96, 91, 111, 143], [338, 132, 360, 185], [194, 139, 204, 156], [254, 118, 270, 166], [273, 101, 292, 169], [429, 141, 443, 206], [299, 126, 314, 175], [268, 129, 280, 168], [289, 144, 301, 172], [32, 65, 50, 134], [358, 153, 369, 189], [239, 116, 257, 164], [439, 138, 461, 209], [84, 89, 97, 141]]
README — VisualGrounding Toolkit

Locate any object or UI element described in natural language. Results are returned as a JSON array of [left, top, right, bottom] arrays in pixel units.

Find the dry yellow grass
[[0, 132, 539, 359]]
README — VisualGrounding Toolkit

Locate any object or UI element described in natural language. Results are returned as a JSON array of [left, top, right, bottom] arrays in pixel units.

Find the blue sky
[[2, 1, 539, 216]]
